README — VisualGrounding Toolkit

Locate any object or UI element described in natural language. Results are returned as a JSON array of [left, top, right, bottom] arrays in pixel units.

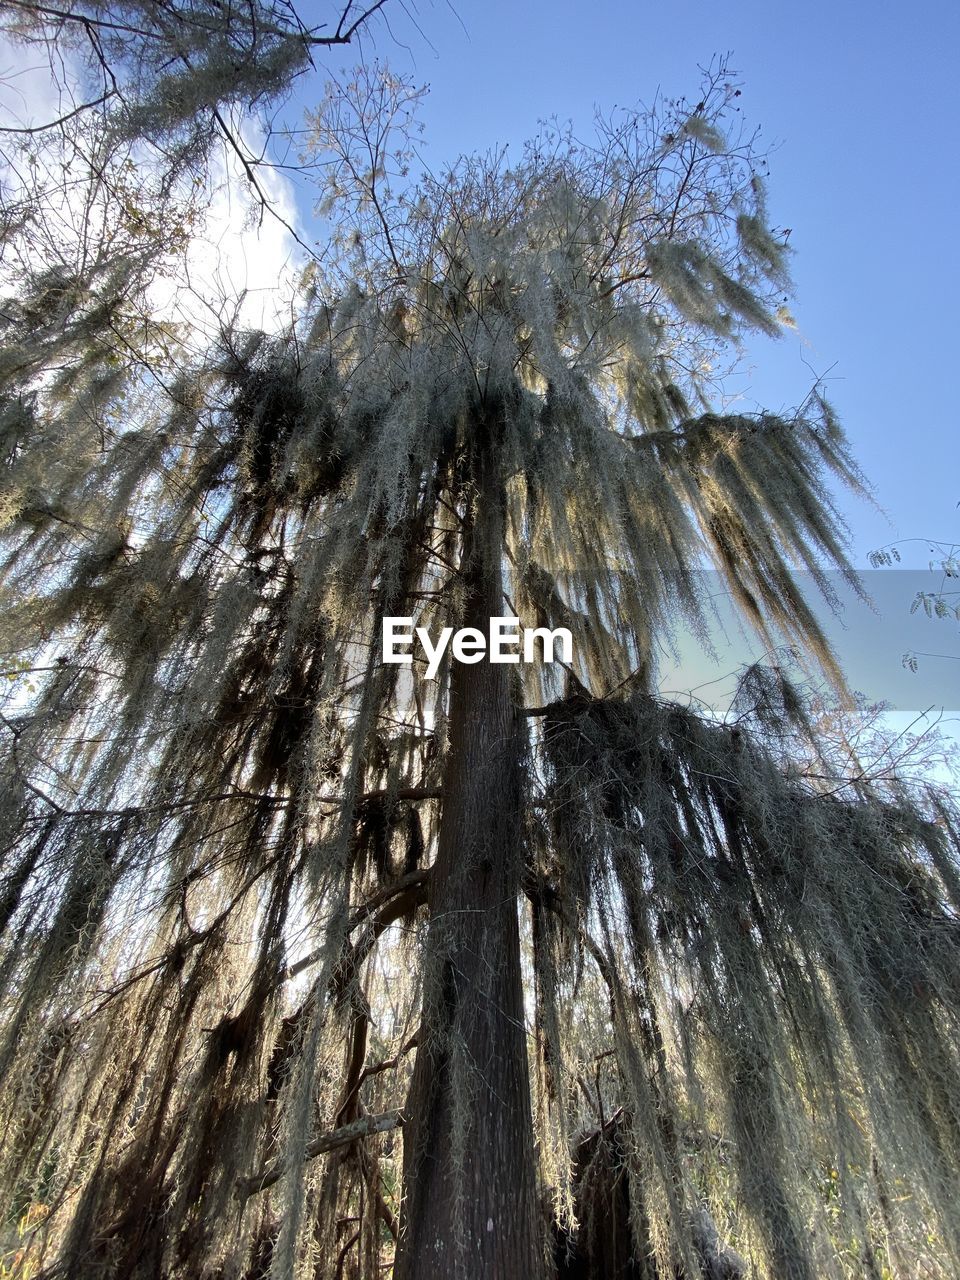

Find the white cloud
[[0, 38, 67, 130], [0, 34, 304, 341], [155, 118, 304, 340]]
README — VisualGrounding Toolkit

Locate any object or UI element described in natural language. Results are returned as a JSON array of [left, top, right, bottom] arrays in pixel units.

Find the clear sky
[[361, 0, 960, 710]]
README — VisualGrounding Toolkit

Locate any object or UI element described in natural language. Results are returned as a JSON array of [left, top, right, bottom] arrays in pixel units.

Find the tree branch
[[239, 1108, 403, 1197]]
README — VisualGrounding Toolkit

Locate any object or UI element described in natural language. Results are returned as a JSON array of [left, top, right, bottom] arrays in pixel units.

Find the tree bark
[[393, 439, 544, 1279]]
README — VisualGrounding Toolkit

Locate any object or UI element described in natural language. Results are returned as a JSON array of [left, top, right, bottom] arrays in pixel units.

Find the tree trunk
[[393, 439, 544, 1279]]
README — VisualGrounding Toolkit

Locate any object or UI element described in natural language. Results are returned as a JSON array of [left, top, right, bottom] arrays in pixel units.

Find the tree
[[0, 0, 392, 179], [0, 0, 394, 387], [1, 48, 960, 1280]]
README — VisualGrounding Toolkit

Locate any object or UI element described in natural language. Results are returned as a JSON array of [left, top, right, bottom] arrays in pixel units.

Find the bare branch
[[239, 1108, 404, 1197]]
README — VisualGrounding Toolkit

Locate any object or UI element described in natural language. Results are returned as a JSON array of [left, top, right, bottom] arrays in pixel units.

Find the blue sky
[[364, 0, 958, 556], [356, 0, 959, 711]]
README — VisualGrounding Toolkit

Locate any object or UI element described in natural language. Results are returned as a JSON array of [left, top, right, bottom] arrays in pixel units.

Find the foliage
[[869, 538, 960, 672], [0, 42, 959, 1280]]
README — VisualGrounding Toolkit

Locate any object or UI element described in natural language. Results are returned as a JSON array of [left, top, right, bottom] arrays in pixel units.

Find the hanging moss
[[533, 690, 960, 1278], [0, 64, 956, 1280]]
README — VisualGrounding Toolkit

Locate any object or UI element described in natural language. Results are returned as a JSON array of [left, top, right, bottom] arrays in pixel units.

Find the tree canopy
[[1, 28, 960, 1280]]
